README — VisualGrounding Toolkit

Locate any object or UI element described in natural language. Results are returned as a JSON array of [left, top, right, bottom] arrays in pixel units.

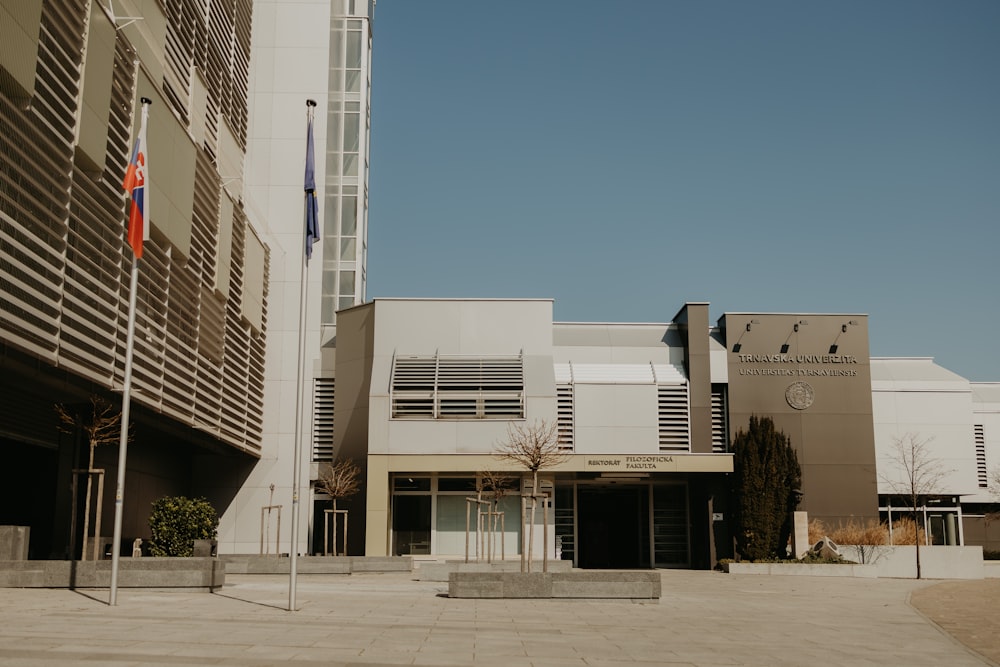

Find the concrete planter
[[721, 562, 877, 577], [418, 559, 573, 582], [219, 555, 412, 574], [722, 545, 985, 579], [839, 545, 984, 579], [0, 557, 225, 590], [0, 527, 29, 560], [448, 570, 661, 599]]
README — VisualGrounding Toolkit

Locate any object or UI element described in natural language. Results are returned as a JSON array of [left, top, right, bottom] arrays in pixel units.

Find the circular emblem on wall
[[785, 381, 815, 410]]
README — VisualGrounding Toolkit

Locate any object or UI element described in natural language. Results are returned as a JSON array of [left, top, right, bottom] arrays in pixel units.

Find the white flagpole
[[289, 98, 318, 611], [110, 97, 151, 606]]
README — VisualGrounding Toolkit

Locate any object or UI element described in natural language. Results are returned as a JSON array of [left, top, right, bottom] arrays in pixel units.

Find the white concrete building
[[231, 0, 375, 555]]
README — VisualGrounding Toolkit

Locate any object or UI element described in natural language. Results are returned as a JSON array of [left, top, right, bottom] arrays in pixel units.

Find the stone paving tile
[[0, 570, 996, 666]]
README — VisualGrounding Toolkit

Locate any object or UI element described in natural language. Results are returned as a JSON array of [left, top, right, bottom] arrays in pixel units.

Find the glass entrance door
[[576, 485, 650, 569]]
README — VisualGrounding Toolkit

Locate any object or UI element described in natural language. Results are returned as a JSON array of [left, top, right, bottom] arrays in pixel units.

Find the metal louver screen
[[711, 385, 729, 453], [557, 384, 574, 451], [312, 378, 335, 462], [0, 0, 265, 456], [390, 354, 524, 419], [975, 425, 987, 488], [657, 384, 690, 452]]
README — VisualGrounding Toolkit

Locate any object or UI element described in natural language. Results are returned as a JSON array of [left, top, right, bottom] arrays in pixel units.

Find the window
[[390, 353, 525, 419]]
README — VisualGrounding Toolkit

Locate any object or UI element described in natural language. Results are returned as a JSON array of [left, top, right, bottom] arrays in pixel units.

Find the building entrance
[[576, 485, 651, 569]]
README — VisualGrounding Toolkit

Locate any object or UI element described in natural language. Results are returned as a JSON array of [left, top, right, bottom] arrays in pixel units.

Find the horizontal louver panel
[[1, 0, 265, 457], [312, 378, 335, 462], [391, 353, 524, 419], [711, 385, 729, 453], [658, 384, 690, 452], [557, 384, 574, 451]]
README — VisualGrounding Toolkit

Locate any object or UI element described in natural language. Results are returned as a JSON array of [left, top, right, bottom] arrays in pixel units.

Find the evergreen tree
[[730, 415, 802, 561]]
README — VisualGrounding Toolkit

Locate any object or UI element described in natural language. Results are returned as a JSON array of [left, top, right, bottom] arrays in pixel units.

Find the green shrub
[[148, 496, 218, 557]]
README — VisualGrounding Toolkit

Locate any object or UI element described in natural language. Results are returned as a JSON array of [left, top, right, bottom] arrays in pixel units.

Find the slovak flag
[[122, 101, 151, 259]]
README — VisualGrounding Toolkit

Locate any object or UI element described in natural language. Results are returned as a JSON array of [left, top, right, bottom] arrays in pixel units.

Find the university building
[[1, 0, 268, 558], [1, 1, 996, 565], [329, 299, 999, 566]]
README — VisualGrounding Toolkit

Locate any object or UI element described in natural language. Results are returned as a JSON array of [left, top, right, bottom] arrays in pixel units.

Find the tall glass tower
[[323, 0, 374, 324]]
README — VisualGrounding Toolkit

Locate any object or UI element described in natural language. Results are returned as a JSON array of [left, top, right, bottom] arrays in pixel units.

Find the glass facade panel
[[345, 69, 360, 92], [330, 30, 343, 67], [438, 478, 477, 492], [343, 113, 359, 151], [340, 196, 357, 235], [392, 495, 431, 555], [435, 490, 522, 557], [394, 477, 430, 491], [322, 269, 336, 293], [346, 31, 362, 68], [340, 237, 356, 261], [339, 270, 355, 295], [323, 193, 339, 237], [323, 8, 370, 326], [342, 153, 358, 176], [321, 296, 336, 324], [436, 495, 474, 555]]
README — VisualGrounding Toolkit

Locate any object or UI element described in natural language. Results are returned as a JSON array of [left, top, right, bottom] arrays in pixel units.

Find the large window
[[391, 475, 522, 557], [390, 353, 525, 419]]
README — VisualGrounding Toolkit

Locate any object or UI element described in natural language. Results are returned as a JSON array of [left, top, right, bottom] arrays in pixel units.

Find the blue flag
[[304, 106, 319, 260]]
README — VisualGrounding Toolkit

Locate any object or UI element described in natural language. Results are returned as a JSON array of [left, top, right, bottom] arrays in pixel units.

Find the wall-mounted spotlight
[[830, 320, 858, 353], [733, 319, 759, 353], [781, 320, 807, 353]]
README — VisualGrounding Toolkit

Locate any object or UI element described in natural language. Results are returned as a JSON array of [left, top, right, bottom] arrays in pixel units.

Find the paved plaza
[[0, 569, 997, 666]]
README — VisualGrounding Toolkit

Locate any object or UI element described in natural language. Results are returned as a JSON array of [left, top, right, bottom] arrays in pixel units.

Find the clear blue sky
[[366, 1, 999, 381]]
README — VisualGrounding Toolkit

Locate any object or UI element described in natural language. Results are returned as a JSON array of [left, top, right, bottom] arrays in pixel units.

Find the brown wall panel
[[722, 313, 878, 524]]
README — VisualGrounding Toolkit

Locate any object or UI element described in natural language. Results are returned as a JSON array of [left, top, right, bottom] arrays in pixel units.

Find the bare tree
[[494, 420, 568, 572], [316, 458, 361, 555], [880, 433, 950, 579], [55, 395, 127, 560], [478, 470, 512, 562], [55, 395, 123, 470]]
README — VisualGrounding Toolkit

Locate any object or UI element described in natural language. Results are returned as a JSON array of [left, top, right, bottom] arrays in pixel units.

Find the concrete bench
[[448, 570, 661, 599], [219, 555, 412, 575]]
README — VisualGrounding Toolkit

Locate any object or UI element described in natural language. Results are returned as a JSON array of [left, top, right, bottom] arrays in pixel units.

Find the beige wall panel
[[121, 0, 167, 87], [76, 4, 116, 168], [800, 463, 879, 520], [724, 313, 878, 522], [364, 456, 390, 556], [218, 120, 244, 199], [137, 71, 194, 258], [573, 384, 657, 453], [0, 0, 43, 97], [241, 223, 265, 331], [190, 68, 209, 146], [372, 299, 553, 355]]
